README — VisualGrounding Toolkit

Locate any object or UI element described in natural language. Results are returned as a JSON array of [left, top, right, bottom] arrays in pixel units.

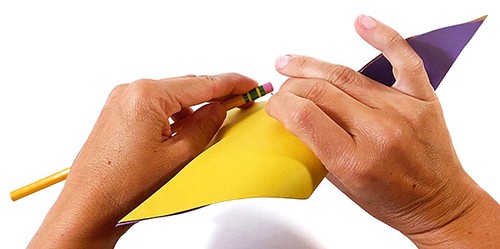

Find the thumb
[[166, 103, 226, 164], [354, 15, 435, 100]]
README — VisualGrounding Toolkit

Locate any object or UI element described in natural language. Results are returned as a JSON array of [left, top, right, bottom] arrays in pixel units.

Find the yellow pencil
[[10, 167, 70, 201], [221, 82, 274, 110], [10, 83, 274, 201]]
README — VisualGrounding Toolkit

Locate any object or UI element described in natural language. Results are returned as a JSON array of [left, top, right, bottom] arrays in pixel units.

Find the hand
[[266, 15, 499, 248], [29, 73, 257, 248]]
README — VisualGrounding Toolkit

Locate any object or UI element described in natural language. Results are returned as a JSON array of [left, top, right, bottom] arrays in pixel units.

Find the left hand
[[29, 73, 257, 248]]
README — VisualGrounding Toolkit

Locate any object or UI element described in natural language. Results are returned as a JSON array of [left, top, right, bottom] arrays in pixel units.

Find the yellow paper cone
[[119, 102, 327, 224]]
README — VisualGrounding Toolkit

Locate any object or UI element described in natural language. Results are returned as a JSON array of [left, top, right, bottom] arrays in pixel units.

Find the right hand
[[266, 15, 500, 248]]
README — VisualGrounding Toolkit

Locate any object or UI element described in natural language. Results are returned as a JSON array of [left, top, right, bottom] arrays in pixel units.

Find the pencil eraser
[[262, 82, 274, 93]]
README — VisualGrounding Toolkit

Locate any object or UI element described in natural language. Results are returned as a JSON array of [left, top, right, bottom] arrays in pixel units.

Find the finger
[[160, 73, 258, 114], [265, 91, 355, 169], [168, 107, 194, 136], [354, 15, 435, 100], [165, 103, 226, 167], [275, 55, 389, 102], [158, 74, 197, 81], [211, 95, 254, 109], [171, 107, 194, 122], [169, 107, 195, 135], [279, 78, 374, 135]]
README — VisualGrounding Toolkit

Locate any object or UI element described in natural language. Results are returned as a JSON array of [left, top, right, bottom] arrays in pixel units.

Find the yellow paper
[[119, 102, 327, 224]]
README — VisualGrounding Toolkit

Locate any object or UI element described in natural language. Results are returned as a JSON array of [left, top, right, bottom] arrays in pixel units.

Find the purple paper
[[359, 16, 486, 89]]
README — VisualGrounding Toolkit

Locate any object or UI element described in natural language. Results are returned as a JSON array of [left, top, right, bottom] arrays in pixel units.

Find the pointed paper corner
[[359, 15, 487, 90], [473, 15, 487, 22]]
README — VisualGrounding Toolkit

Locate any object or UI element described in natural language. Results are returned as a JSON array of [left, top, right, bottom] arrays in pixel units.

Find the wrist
[[406, 178, 500, 248], [29, 176, 131, 248]]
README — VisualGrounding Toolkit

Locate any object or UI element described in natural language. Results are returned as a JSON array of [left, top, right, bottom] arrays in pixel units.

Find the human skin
[[29, 15, 499, 248], [265, 15, 499, 248], [28, 73, 258, 248]]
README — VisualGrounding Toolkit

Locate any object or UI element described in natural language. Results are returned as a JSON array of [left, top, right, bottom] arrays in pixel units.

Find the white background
[[1, 1, 498, 248]]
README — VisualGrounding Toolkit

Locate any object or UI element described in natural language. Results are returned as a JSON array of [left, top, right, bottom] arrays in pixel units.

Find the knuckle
[[406, 54, 425, 74], [384, 32, 426, 75], [372, 120, 405, 152], [289, 101, 316, 132], [198, 75, 218, 97], [200, 75, 217, 85], [385, 31, 404, 49], [128, 78, 156, 97], [326, 65, 357, 88], [107, 83, 128, 101], [123, 79, 163, 115], [294, 56, 309, 72], [304, 80, 329, 101], [225, 72, 242, 78], [111, 83, 128, 94]]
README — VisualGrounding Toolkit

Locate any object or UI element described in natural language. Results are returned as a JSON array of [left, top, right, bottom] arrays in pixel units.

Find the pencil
[[10, 82, 274, 201], [221, 82, 274, 110], [10, 167, 70, 201]]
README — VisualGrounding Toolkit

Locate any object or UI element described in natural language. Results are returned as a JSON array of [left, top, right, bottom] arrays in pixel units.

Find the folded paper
[[360, 16, 486, 89], [119, 16, 485, 225], [119, 103, 325, 224]]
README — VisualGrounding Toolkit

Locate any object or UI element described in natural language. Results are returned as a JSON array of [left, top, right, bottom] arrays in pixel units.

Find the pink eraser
[[262, 82, 274, 93]]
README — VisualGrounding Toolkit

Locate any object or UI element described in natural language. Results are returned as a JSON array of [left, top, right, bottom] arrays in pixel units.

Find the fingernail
[[358, 15, 377, 30], [275, 55, 291, 69]]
